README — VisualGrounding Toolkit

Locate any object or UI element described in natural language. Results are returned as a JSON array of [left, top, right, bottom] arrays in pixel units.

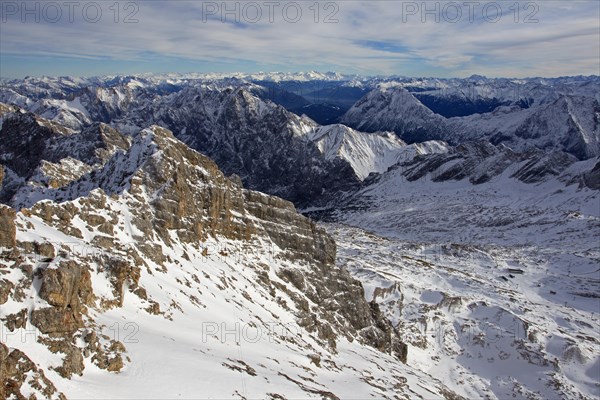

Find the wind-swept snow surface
[[324, 154, 600, 399]]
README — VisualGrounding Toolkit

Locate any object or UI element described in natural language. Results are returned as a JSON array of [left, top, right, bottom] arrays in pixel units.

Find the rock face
[[583, 160, 600, 190], [31, 261, 93, 335], [38, 261, 92, 309], [394, 140, 579, 185], [0, 110, 72, 179], [1, 343, 65, 399], [0, 205, 16, 249], [30, 307, 81, 335], [143, 87, 360, 205], [0, 114, 412, 398], [6, 122, 339, 265], [276, 249, 406, 356]]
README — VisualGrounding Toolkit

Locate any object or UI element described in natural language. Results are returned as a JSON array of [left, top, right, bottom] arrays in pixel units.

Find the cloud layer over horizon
[[1, 0, 599, 78]]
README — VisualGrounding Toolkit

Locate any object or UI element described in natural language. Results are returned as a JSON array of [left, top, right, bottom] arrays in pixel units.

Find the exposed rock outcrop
[[31, 260, 93, 335], [583, 160, 600, 190], [1, 343, 66, 399], [0, 205, 16, 250], [398, 140, 579, 185], [1, 120, 409, 397]]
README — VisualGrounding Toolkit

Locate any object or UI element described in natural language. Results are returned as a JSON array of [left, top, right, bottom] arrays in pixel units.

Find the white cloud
[[0, 0, 598, 77]]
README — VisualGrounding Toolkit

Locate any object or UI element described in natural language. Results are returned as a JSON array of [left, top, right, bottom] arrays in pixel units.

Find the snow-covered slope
[[448, 95, 600, 159], [1, 115, 470, 398], [341, 78, 600, 159], [327, 222, 600, 400], [305, 124, 448, 180], [363, 75, 600, 117], [318, 145, 600, 399], [341, 86, 450, 143]]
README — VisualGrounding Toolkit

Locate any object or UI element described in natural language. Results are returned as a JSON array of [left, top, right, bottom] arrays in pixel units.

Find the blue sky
[[1, 0, 598, 78]]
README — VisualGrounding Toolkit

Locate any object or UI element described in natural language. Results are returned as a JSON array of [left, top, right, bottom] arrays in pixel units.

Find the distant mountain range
[[2, 73, 598, 206]]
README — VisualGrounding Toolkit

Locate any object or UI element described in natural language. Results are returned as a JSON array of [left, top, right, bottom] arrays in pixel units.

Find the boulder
[[31, 261, 93, 335], [0, 279, 14, 304]]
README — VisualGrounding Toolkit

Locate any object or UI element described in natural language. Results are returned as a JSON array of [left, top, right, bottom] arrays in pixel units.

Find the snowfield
[[324, 160, 600, 399]]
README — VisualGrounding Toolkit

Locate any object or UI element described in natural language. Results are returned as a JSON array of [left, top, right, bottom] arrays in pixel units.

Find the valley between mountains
[[0, 73, 598, 399]]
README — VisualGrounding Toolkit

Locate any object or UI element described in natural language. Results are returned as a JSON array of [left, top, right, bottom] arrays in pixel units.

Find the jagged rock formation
[[31, 260, 93, 335], [342, 86, 600, 160], [1, 343, 66, 400], [4, 75, 598, 206], [1, 86, 364, 206], [341, 86, 451, 143], [0, 106, 130, 204], [1, 113, 456, 399], [125, 86, 361, 205], [397, 140, 580, 185], [448, 95, 600, 160]]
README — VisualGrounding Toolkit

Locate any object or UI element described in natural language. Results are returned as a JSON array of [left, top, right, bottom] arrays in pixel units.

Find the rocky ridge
[[2, 84, 365, 206], [0, 112, 462, 398], [341, 85, 600, 160]]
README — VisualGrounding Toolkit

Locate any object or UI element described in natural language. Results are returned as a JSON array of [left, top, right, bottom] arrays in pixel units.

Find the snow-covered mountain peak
[[303, 124, 448, 180], [342, 86, 449, 143], [342, 79, 600, 159]]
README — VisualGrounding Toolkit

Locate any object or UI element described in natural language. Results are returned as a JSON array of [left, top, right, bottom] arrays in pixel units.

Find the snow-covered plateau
[[325, 158, 600, 399]]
